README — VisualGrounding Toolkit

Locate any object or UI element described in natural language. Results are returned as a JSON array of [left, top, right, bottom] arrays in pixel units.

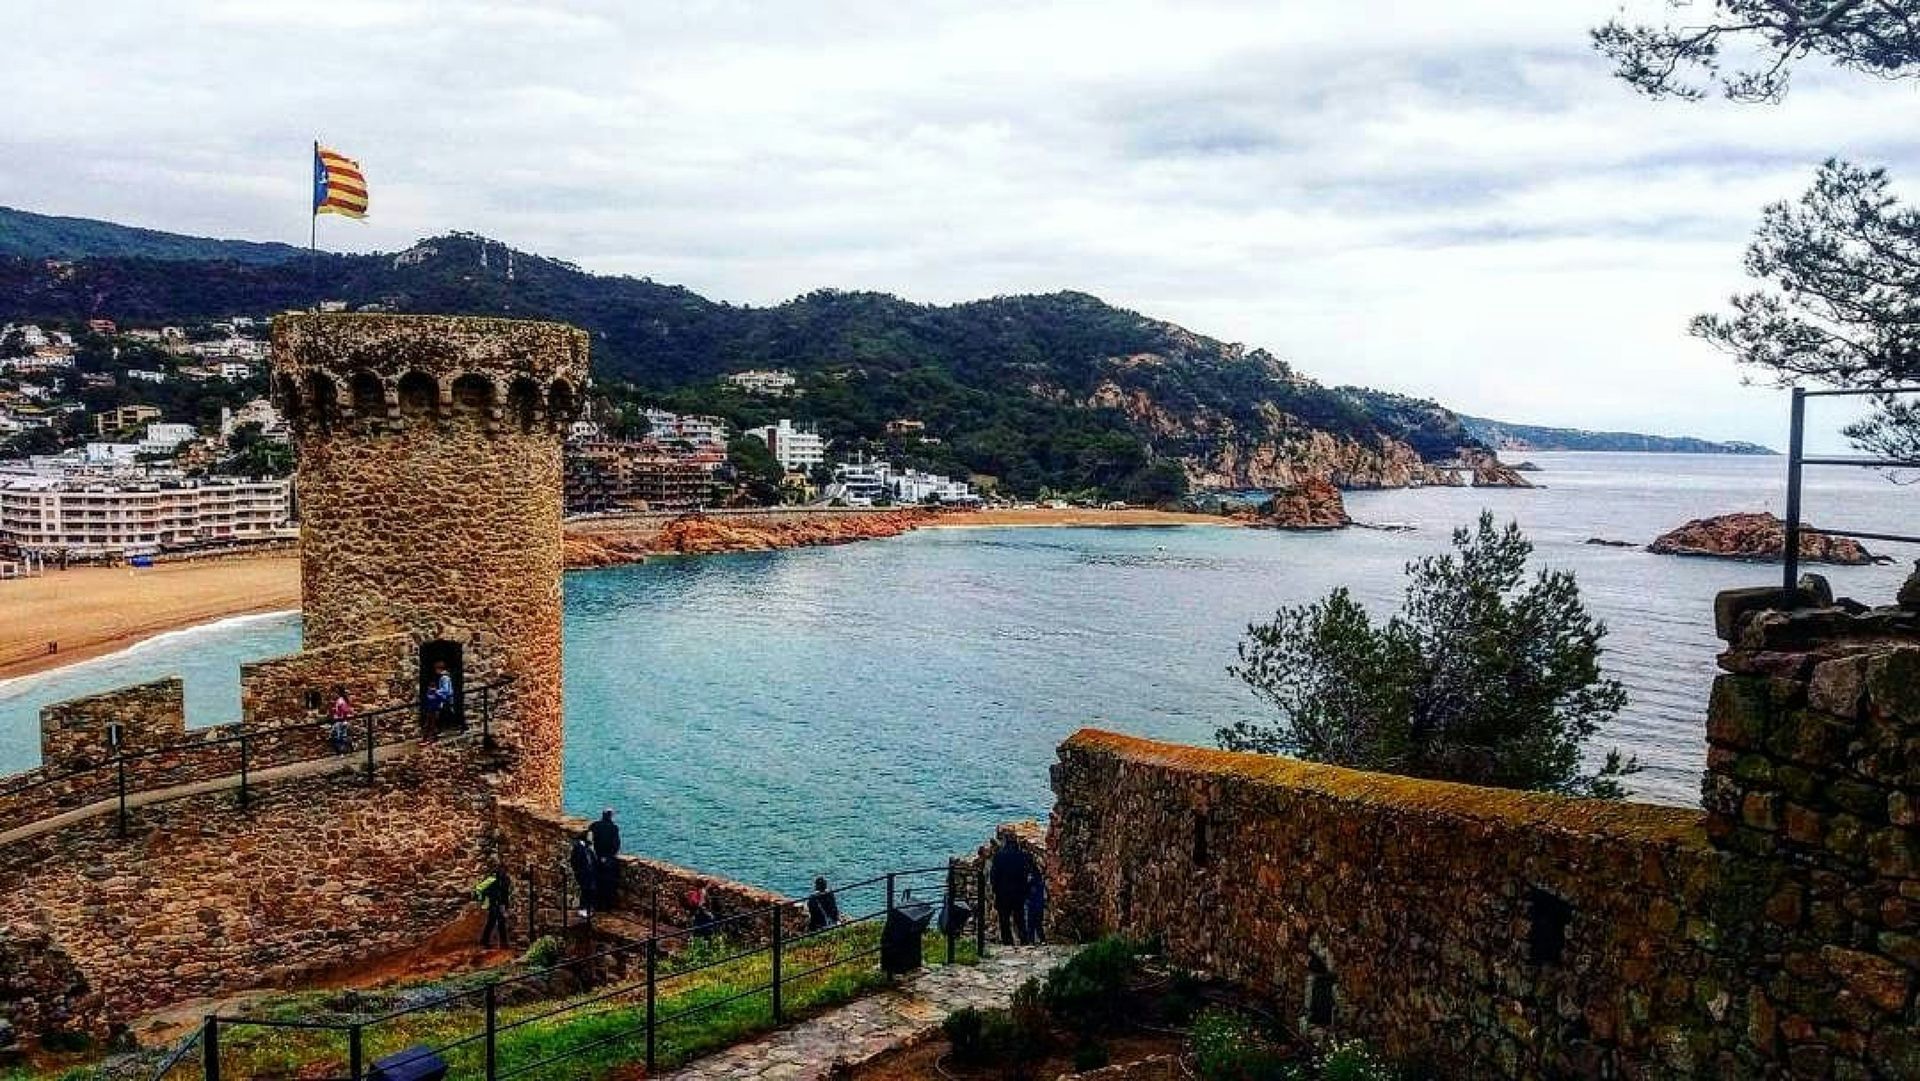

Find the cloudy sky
[[4, 1, 1915, 448]]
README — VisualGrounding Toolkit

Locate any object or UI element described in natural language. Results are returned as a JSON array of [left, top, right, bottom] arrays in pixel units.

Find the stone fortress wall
[[0, 315, 599, 1046], [1049, 587, 1920, 1079]]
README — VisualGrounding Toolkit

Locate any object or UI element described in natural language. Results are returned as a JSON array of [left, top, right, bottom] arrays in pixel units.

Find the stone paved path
[[664, 945, 1075, 1081]]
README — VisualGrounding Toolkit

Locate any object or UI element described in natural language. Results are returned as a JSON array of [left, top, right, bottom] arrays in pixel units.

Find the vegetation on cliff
[[1220, 512, 1637, 798], [0, 225, 1494, 500]]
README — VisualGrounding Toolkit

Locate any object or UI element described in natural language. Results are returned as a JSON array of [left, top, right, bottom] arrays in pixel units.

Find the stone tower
[[271, 313, 588, 806]]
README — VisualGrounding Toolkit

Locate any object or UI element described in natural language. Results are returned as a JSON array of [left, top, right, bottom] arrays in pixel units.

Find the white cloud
[[3, 0, 1917, 448]]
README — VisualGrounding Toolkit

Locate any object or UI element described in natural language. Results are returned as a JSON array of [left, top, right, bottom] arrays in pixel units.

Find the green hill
[[0, 225, 1491, 498], [0, 206, 307, 265], [1458, 415, 1774, 455]]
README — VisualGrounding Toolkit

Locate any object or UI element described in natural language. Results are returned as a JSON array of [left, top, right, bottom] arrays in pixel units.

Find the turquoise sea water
[[2, 453, 1913, 891]]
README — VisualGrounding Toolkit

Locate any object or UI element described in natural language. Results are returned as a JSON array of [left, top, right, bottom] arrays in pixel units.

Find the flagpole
[[309, 139, 320, 311]]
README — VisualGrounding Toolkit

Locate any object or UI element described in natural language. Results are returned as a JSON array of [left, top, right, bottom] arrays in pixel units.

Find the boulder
[[1462, 450, 1535, 489], [1250, 478, 1350, 530], [1649, 513, 1885, 565], [1899, 561, 1920, 610]]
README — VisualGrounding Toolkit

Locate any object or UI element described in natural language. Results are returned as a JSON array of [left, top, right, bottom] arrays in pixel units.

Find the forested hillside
[[0, 229, 1490, 498]]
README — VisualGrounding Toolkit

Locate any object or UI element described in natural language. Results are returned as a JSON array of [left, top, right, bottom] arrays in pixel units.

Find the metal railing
[[178, 862, 990, 1081], [0, 679, 511, 839], [1782, 385, 1920, 590]]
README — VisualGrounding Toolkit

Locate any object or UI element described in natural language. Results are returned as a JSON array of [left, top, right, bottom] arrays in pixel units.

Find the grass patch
[[151, 923, 979, 1081]]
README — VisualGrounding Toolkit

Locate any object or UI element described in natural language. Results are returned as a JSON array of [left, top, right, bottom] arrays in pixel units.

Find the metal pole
[[945, 864, 957, 965], [348, 1023, 363, 1081], [645, 937, 658, 1074], [484, 982, 498, 1080], [202, 1016, 219, 1081], [886, 872, 895, 916], [526, 860, 537, 942], [481, 684, 493, 749], [115, 753, 128, 838], [364, 713, 375, 780], [238, 734, 249, 807], [975, 866, 987, 957], [1784, 387, 1807, 592], [770, 905, 784, 1023]]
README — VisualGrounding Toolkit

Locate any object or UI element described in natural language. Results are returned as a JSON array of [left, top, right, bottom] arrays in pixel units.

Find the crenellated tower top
[[270, 312, 588, 435]]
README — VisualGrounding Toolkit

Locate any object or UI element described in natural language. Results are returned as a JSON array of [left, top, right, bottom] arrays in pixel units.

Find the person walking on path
[[588, 808, 621, 910], [989, 829, 1033, 946], [478, 865, 512, 949], [423, 662, 455, 740], [805, 876, 842, 932], [326, 686, 353, 755], [570, 835, 598, 919]]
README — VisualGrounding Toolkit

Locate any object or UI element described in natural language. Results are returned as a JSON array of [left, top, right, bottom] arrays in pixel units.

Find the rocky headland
[[565, 510, 933, 565], [1647, 512, 1887, 565]]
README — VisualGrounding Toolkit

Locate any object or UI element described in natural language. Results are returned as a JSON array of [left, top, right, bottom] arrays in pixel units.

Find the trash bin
[[368, 1045, 448, 1081], [938, 897, 973, 937], [880, 900, 935, 974]]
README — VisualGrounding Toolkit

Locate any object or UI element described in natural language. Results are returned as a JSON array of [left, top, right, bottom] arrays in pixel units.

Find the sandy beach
[[0, 557, 300, 681], [927, 507, 1240, 529]]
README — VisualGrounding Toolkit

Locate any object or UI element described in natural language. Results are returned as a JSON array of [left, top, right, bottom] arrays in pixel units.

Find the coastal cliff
[[564, 510, 931, 566], [1647, 512, 1884, 565]]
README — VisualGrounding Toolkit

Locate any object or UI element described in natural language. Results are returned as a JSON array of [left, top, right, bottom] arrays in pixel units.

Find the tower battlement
[[271, 313, 587, 435]]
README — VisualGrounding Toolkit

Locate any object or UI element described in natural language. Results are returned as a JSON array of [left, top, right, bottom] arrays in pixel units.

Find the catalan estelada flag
[[313, 143, 368, 219]]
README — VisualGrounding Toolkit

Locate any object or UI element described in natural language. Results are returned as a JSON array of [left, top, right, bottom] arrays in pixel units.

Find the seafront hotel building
[[0, 474, 294, 555]]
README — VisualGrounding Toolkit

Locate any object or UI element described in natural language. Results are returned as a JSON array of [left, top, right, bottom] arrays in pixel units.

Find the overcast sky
[[4, 1, 1916, 448]]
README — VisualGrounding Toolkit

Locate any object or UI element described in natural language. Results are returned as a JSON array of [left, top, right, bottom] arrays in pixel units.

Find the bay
[[2, 452, 1912, 892]]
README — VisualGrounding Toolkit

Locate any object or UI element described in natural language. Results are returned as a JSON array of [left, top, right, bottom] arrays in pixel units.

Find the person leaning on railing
[[805, 876, 842, 932], [326, 686, 353, 755]]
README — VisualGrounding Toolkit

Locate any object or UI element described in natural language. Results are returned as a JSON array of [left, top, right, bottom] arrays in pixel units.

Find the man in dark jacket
[[588, 808, 621, 910], [989, 830, 1033, 946], [479, 865, 512, 948], [569, 835, 597, 918]]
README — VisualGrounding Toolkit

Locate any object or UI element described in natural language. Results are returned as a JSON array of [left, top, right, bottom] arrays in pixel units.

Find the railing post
[[975, 865, 987, 957], [645, 936, 658, 1074], [481, 684, 494, 749], [238, 733, 249, 807], [348, 1023, 364, 1081], [526, 860, 537, 942], [1784, 386, 1807, 592], [885, 872, 896, 916], [945, 864, 957, 965], [364, 713, 375, 780], [771, 905, 784, 1024], [562, 873, 570, 931], [114, 753, 128, 838], [201, 1015, 219, 1081], [484, 981, 499, 1080]]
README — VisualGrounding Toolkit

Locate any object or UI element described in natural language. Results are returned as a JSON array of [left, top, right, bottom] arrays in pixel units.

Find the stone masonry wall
[[39, 679, 184, 770], [240, 634, 414, 728], [275, 313, 587, 809], [0, 741, 497, 1042], [1050, 593, 1920, 1079], [1050, 731, 1727, 1078]]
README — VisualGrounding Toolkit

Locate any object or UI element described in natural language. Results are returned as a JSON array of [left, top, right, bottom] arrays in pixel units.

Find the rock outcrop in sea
[[1245, 478, 1350, 530], [1647, 512, 1885, 565], [565, 510, 933, 566]]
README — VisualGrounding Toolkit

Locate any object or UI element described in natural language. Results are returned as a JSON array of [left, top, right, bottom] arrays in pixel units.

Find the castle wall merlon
[[39, 678, 185, 771]]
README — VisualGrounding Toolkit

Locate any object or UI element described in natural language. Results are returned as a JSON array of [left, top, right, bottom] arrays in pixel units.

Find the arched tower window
[[451, 373, 495, 417], [549, 378, 577, 425], [305, 371, 339, 430], [508, 377, 542, 432], [350, 371, 386, 417], [397, 371, 439, 418]]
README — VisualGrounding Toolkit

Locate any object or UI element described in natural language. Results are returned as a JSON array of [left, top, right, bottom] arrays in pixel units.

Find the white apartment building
[[0, 354, 74, 374], [0, 475, 294, 555], [642, 408, 731, 448], [832, 459, 977, 506], [746, 419, 825, 472], [723, 369, 797, 395], [2, 324, 49, 350]]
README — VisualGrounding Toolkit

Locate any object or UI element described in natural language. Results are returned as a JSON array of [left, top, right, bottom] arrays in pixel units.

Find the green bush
[[520, 935, 564, 969], [37, 1031, 92, 1054], [1312, 1039, 1394, 1081], [1072, 1039, 1111, 1072], [1189, 1008, 1287, 1081], [945, 1006, 989, 1067], [1040, 936, 1143, 1032]]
